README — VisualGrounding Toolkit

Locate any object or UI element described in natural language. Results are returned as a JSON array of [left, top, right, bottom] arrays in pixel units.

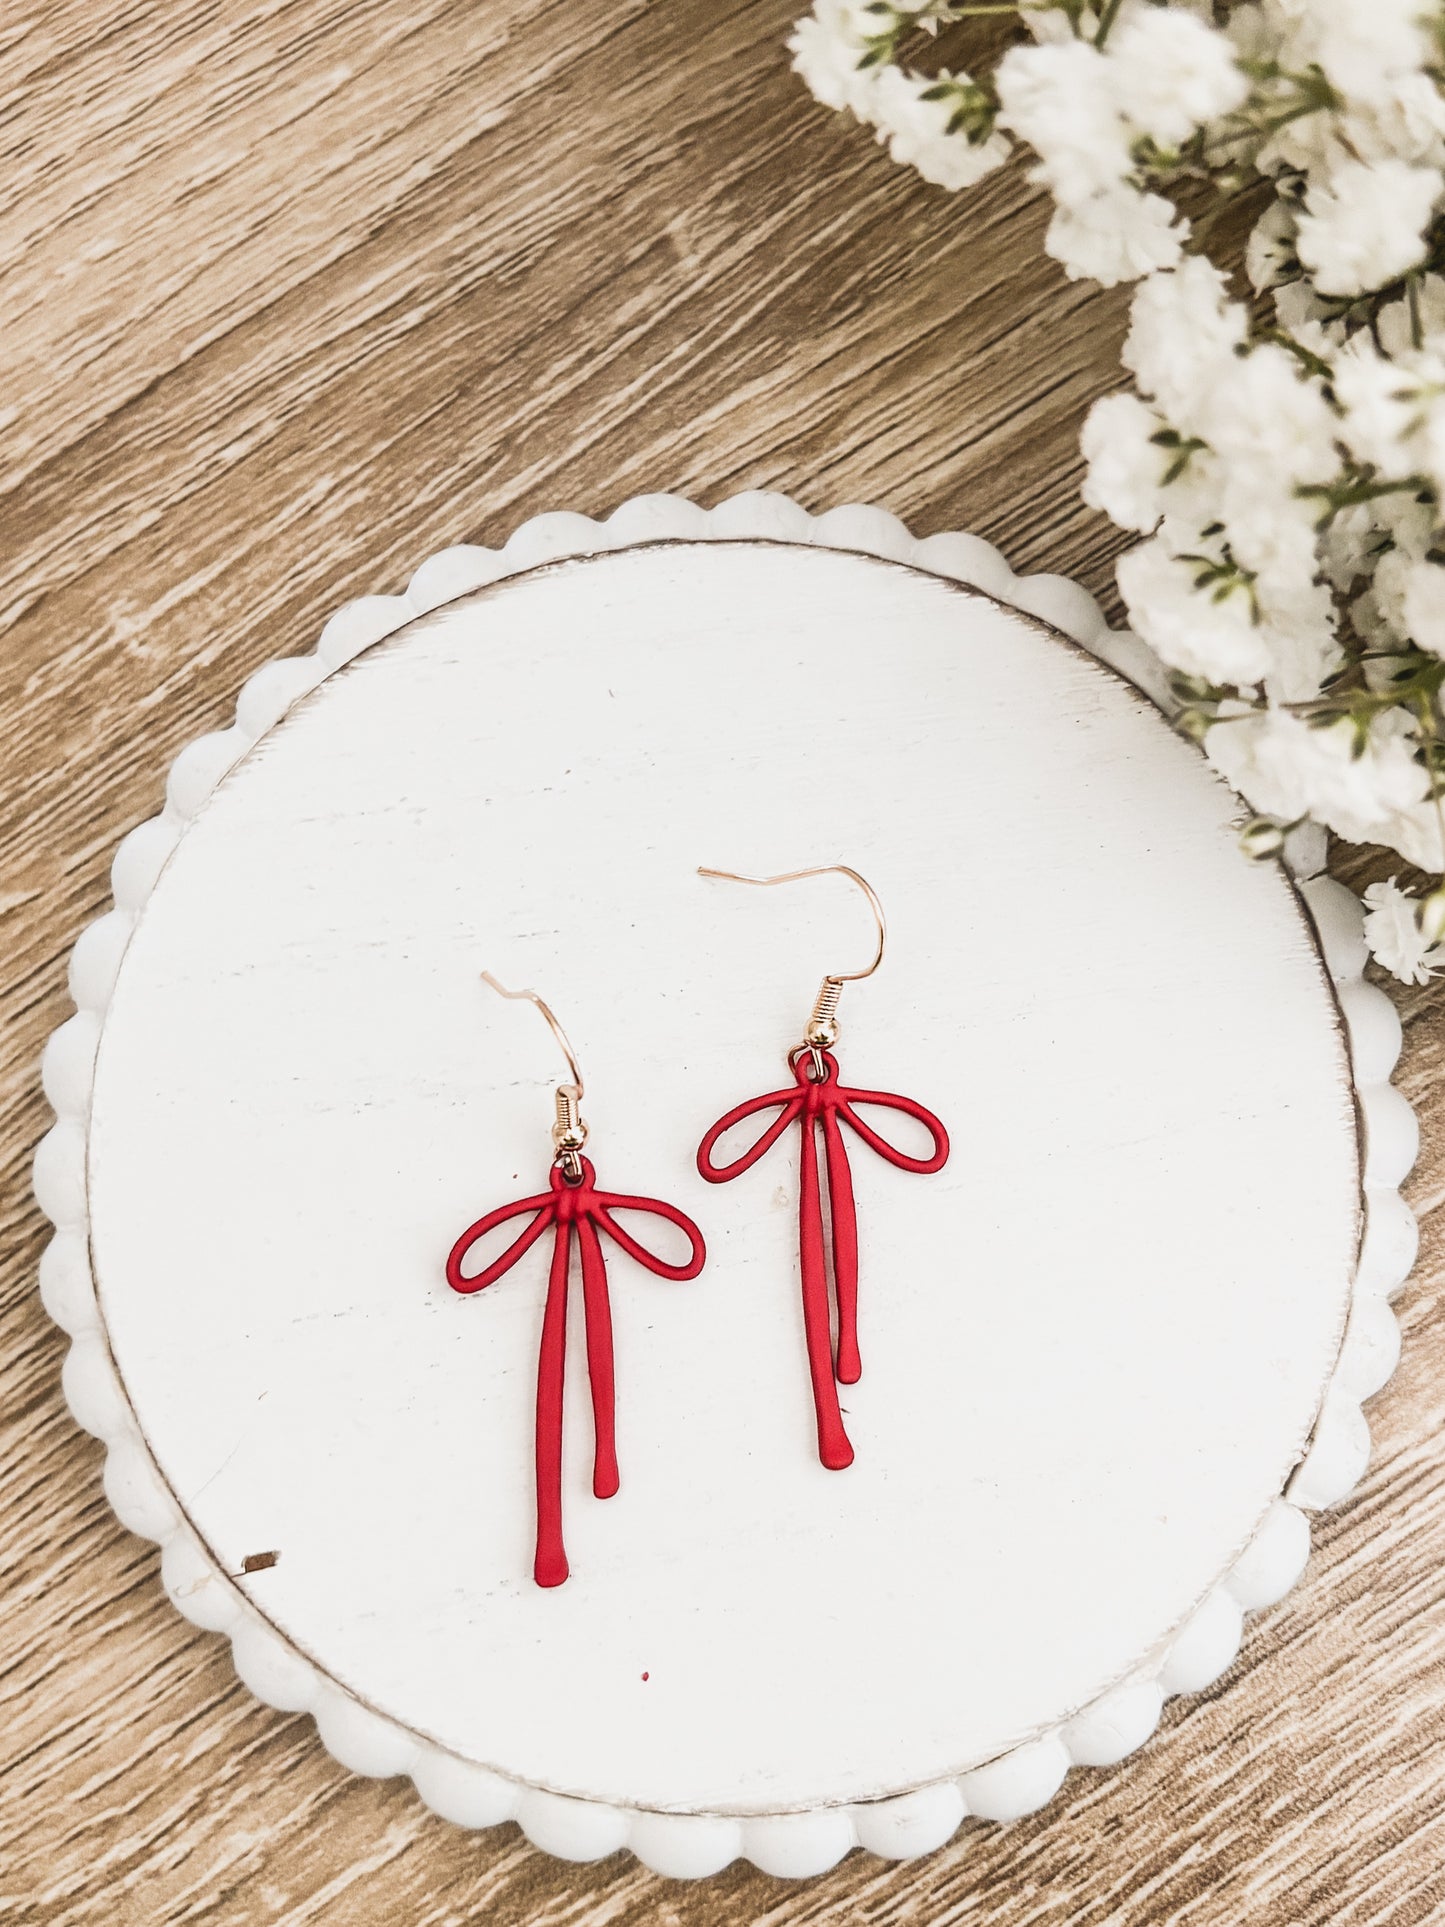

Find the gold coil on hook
[[804, 977, 844, 1050], [552, 1084, 588, 1174]]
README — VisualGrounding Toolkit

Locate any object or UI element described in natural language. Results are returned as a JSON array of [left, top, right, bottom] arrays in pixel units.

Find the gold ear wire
[[697, 865, 887, 1072], [481, 971, 588, 1177]]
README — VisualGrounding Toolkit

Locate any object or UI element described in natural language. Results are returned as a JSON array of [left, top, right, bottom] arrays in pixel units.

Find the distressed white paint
[[77, 528, 1371, 1825]]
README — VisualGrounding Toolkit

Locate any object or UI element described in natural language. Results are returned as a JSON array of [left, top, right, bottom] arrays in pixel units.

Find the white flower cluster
[[1240, 0, 1445, 299], [789, 3, 1010, 190], [791, 0, 1445, 979], [996, 9, 1247, 287], [1363, 878, 1445, 984], [1084, 258, 1442, 853]]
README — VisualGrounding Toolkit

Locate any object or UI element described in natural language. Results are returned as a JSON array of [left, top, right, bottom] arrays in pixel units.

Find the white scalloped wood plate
[[35, 493, 1418, 1878]]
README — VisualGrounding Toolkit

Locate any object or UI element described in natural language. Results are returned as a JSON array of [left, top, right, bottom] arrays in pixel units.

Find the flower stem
[[1094, 0, 1125, 47]]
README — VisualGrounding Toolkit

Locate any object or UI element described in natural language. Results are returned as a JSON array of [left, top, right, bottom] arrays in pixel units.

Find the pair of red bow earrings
[[446, 866, 950, 1587]]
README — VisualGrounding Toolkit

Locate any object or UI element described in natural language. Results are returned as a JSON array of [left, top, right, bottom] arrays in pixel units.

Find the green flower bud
[[1420, 885, 1445, 945], [1239, 816, 1287, 859]]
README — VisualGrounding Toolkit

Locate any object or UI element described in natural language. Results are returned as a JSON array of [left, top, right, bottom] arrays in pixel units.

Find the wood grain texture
[[0, 3, 1441, 1923]]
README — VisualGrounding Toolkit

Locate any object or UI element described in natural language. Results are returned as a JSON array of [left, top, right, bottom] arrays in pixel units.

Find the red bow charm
[[447, 1157, 705, 1587], [697, 1051, 948, 1469]]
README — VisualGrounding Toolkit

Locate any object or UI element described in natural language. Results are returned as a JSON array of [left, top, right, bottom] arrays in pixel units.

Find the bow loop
[[595, 1193, 708, 1281], [836, 1086, 950, 1174], [445, 1191, 556, 1293], [696, 1088, 805, 1182]]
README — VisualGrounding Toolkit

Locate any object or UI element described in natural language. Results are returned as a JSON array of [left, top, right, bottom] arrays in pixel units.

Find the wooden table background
[[2, 3, 1443, 1922]]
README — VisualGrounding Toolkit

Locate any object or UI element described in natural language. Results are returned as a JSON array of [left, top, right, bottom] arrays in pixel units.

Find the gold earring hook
[[481, 971, 588, 1177], [697, 865, 887, 1074]]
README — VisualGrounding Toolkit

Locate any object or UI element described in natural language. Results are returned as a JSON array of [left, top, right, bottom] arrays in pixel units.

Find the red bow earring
[[695, 868, 949, 1471], [446, 974, 706, 1587]]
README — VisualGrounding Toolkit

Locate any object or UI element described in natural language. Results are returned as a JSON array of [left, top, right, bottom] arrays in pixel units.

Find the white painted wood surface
[[65, 515, 1381, 1845]]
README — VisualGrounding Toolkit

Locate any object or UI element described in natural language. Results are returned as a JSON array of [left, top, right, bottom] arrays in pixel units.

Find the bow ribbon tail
[[533, 1216, 574, 1589], [576, 1214, 620, 1501], [820, 1104, 861, 1386], [798, 1115, 855, 1471]]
